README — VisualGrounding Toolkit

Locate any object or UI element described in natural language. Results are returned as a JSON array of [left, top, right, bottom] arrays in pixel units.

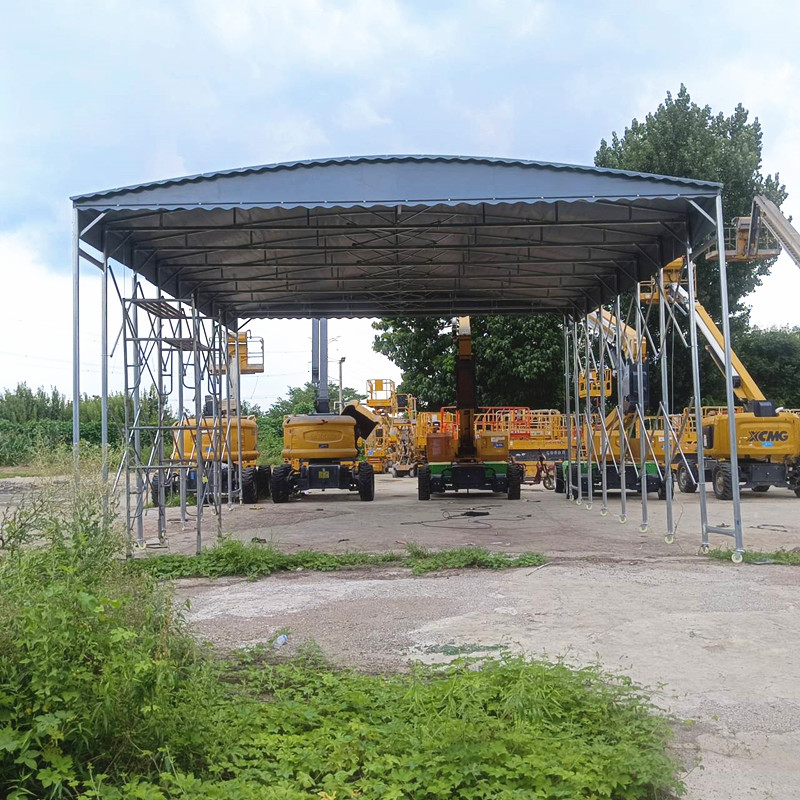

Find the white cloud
[[336, 95, 392, 131]]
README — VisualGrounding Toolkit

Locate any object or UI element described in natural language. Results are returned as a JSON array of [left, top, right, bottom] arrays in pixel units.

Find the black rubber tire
[[417, 465, 431, 500], [270, 464, 293, 504], [712, 464, 733, 501], [543, 474, 554, 491], [677, 463, 697, 494], [391, 465, 401, 478], [241, 466, 258, 504], [357, 463, 375, 501], [657, 479, 674, 501], [256, 465, 271, 499], [150, 474, 162, 507], [507, 464, 523, 500], [752, 485, 769, 493]]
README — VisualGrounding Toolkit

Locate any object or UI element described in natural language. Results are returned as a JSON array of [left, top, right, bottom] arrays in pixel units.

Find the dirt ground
[[5, 474, 800, 798]]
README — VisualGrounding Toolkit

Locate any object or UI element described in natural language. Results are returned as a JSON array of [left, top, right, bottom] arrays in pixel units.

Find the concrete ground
[[166, 477, 800, 800]]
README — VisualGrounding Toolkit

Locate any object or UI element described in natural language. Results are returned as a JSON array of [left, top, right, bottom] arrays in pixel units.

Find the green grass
[[704, 548, 800, 565], [130, 539, 546, 580], [0, 474, 685, 799]]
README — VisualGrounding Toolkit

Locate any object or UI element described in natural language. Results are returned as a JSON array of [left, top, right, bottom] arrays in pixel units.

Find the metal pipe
[[131, 285, 144, 547], [338, 357, 346, 412], [635, 287, 649, 532], [659, 266, 674, 541], [101, 233, 109, 525], [193, 296, 203, 555], [584, 315, 593, 509], [715, 194, 744, 555], [571, 319, 582, 505], [235, 329, 244, 504], [225, 324, 233, 511], [72, 207, 80, 482], [311, 318, 320, 388], [686, 246, 710, 546], [615, 295, 628, 523], [564, 317, 573, 500], [178, 340, 187, 526], [318, 318, 330, 412], [598, 304, 608, 515]]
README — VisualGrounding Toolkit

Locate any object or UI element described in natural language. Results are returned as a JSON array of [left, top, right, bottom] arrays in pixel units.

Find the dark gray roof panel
[[72, 154, 720, 211], [73, 155, 721, 321]]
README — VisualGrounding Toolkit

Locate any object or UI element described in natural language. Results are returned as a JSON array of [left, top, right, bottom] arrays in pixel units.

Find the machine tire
[[357, 463, 375, 501], [752, 485, 769, 493], [712, 464, 734, 501], [417, 465, 431, 500], [554, 466, 565, 494], [255, 465, 271, 499], [677, 463, 697, 494], [657, 478, 674, 501], [543, 474, 554, 491], [391, 465, 401, 478], [241, 467, 258, 504], [507, 464, 523, 500], [270, 464, 293, 504]]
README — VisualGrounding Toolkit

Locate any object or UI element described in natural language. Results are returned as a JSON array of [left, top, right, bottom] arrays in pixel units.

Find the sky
[[1, 0, 799, 411]]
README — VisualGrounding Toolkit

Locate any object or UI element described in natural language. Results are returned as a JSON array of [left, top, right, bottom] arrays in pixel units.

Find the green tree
[[595, 84, 788, 321], [733, 326, 800, 408], [372, 316, 564, 411]]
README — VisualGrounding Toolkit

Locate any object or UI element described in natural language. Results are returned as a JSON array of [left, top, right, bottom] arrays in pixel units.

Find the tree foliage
[[734, 326, 800, 408], [595, 84, 788, 320], [372, 316, 564, 410]]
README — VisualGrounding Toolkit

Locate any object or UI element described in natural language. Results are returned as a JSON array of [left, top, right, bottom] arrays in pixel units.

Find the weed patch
[[131, 538, 546, 580], [0, 478, 684, 799], [704, 548, 800, 565]]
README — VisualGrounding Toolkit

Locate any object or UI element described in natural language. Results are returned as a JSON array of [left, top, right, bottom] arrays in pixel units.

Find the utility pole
[[338, 356, 346, 412]]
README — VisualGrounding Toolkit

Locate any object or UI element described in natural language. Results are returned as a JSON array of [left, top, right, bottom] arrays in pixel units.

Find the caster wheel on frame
[[731, 551, 744, 564], [664, 534, 675, 545]]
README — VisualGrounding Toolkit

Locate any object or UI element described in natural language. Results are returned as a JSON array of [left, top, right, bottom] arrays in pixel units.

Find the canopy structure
[[72, 155, 721, 324], [71, 155, 749, 557]]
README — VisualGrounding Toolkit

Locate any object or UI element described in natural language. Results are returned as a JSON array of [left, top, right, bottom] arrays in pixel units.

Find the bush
[[0, 481, 685, 799], [0, 420, 122, 466]]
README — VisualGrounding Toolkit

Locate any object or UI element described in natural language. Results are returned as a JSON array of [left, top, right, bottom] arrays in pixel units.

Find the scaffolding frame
[[558, 199, 746, 559]]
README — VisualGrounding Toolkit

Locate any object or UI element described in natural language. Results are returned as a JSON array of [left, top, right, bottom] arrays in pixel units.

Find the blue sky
[[1, 0, 799, 407]]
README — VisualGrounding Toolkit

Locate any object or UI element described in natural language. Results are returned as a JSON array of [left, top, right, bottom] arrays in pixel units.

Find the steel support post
[[178, 340, 187, 527], [72, 208, 80, 483], [235, 330, 244, 505], [225, 324, 234, 511], [584, 315, 593, 509], [101, 236, 109, 525], [686, 247, 710, 546], [122, 294, 132, 554], [156, 284, 166, 541], [571, 319, 582, 504], [615, 296, 628, 523], [598, 306, 609, 515], [192, 298, 203, 555], [714, 193, 745, 555], [563, 317, 573, 499], [635, 287, 649, 532], [131, 291, 144, 546], [214, 320, 223, 539], [659, 267, 675, 542]]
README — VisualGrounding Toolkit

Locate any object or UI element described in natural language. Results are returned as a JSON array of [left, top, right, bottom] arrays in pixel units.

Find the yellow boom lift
[[417, 317, 523, 499], [154, 331, 270, 505]]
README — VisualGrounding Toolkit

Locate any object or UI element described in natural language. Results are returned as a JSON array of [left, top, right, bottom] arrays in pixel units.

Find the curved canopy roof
[[72, 155, 720, 324]]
